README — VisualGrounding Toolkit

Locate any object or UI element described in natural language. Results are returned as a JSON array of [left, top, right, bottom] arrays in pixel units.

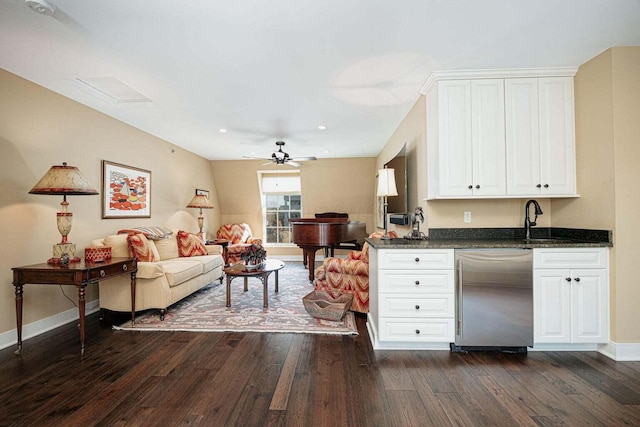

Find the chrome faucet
[[524, 199, 543, 240]]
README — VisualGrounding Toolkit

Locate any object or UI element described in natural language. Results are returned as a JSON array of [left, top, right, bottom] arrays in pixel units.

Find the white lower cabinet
[[533, 248, 609, 344], [368, 248, 455, 349]]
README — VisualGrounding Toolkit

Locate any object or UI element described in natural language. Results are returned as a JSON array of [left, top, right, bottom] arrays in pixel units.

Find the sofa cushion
[[103, 234, 130, 258], [177, 230, 207, 257], [174, 254, 223, 273], [127, 233, 159, 262], [154, 233, 179, 260], [158, 259, 203, 287]]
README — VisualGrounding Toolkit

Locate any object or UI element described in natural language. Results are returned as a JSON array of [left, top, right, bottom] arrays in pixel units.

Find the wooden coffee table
[[224, 259, 285, 308]]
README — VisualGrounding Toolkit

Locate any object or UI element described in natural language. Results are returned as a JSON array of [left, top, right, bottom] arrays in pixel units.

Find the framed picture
[[102, 160, 151, 219], [195, 188, 209, 198]]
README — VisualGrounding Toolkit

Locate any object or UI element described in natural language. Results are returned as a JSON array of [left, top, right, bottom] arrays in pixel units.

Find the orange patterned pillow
[[126, 233, 157, 262], [176, 230, 207, 257]]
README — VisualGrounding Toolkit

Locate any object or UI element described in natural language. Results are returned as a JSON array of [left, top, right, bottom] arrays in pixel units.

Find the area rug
[[114, 261, 358, 335]]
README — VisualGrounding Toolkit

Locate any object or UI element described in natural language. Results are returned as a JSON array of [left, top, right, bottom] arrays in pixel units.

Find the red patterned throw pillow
[[126, 232, 157, 262], [176, 230, 207, 257]]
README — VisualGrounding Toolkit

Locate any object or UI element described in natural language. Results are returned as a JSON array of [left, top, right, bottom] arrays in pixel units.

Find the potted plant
[[241, 244, 267, 270]]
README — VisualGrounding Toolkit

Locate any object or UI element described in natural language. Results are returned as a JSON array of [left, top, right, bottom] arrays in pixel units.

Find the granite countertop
[[366, 227, 613, 249]]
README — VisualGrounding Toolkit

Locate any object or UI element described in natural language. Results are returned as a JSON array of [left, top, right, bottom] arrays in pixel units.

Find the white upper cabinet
[[435, 79, 506, 197], [506, 77, 576, 196], [424, 68, 578, 199]]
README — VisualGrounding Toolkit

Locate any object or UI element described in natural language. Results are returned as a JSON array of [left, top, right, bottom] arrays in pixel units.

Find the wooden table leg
[[14, 282, 23, 355], [130, 271, 137, 325], [226, 275, 232, 307], [263, 274, 268, 308], [78, 285, 86, 356], [243, 277, 248, 292], [275, 270, 279, 293]]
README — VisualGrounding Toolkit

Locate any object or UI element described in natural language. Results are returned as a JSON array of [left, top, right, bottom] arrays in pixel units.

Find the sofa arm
[[137, 262, 166, 279], [205, 244, 222, 256], [323, 257, 369, 276], [247, 237, 262, 245]]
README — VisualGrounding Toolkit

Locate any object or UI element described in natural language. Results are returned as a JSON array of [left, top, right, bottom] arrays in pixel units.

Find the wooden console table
[[12, 257, 137, 356]]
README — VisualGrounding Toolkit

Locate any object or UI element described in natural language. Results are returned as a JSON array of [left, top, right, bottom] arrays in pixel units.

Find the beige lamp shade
[[186, 194, 215, 210], [29, 162, 99, 196], [377, 168, 398, 197]]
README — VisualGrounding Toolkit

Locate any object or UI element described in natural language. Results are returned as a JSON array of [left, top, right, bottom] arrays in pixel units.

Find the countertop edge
[[366, 238, 613, 250]]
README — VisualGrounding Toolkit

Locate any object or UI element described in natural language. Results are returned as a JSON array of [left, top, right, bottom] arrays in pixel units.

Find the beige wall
[[211, 157, 376, 257], [553, 47, 640, 343], [0, 69, 220, 336]]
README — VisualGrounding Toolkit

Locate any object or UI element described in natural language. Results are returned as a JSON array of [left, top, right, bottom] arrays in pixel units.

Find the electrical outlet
[[464, 211, 471, 223]]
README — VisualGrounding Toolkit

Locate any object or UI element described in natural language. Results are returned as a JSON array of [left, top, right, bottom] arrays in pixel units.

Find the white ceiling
[[2, 0, 640, 161]]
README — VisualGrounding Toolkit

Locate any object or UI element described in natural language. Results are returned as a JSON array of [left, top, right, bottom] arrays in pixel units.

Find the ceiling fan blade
[[243, 155, 271, 160], [290, 156, 317, 161], [260, 161, 274, 166], [286, 161, 302, 167]]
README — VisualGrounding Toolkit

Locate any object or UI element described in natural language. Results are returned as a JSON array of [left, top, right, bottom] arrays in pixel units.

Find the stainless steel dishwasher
[[452, 249, 533, 353]]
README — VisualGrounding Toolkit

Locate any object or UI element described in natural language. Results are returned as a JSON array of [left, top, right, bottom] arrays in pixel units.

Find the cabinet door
[[534, 269, 571, 343], [570, 269, 608, 343], [471, 79, 506, 196], [438, 80, 472, 196], [538, 77, 576, 195], [505, 78, 541, 196]]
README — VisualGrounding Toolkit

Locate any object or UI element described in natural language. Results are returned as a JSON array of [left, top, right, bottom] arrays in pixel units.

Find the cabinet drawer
[[378, 318, 454, 342], [380, 294, 454, 318], [88, 259, 136, 281], [379, 270, 454, 293], [378, 249, 454, 270], [534, 248, 608, 269]]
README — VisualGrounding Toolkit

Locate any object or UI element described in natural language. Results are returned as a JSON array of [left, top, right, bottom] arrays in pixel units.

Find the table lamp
[[377, 167, 398, 240], [187, 193, 214, 241], [29, 162, 99, 264]]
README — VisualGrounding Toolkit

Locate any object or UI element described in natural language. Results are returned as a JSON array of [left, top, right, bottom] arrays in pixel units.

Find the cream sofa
[[92, 231, 224, 320]]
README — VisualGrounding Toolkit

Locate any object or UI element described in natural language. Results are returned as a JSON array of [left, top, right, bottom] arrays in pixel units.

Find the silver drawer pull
[[415, 329, 420, 335], [100, 270, 106, 277], [122, 265, 128, 271]]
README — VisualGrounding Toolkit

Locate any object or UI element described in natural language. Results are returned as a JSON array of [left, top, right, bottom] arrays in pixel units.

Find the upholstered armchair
[[216, 223, 263, 265], [314, 230, 398, 313]]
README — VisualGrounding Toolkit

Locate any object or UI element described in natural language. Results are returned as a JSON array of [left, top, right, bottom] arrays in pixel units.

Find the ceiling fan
[[243, 141, 317, 167]]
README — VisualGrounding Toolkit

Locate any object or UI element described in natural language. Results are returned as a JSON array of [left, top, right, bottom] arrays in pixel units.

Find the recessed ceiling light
[[323, 150, 330, 154], [218, 128, 228, 133], [318, 125, 327, 130]]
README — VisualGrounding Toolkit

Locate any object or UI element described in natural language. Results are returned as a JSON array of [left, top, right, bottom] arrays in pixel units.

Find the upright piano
[[290, 218, 367, 282]]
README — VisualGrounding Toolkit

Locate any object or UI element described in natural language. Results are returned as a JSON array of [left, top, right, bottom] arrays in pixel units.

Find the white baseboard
[[597, 341, 640, 361], [0, 299, 100, 351]]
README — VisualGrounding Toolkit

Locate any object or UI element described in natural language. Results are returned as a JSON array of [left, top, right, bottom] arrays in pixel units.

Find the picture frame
[[102, 160, 151, 219], [195, 188, 209, 198]]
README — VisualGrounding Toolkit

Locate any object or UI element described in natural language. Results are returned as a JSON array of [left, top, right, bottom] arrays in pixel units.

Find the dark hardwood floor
[[1, 311, 640, 426]]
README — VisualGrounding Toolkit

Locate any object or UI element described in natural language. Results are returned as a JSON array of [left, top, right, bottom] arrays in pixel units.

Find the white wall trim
[[597, 341, 640, 361], [0, 300, 100, 351]]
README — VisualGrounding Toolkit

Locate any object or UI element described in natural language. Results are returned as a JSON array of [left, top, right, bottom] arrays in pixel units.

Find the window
[[259, 171, 302, 244]]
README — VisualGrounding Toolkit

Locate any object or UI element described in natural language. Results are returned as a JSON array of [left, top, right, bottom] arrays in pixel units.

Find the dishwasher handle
[[456, 259, 463, 339]]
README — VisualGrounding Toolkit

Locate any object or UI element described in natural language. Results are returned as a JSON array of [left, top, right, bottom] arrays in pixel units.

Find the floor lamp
[[377, 167, 398, 240]]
